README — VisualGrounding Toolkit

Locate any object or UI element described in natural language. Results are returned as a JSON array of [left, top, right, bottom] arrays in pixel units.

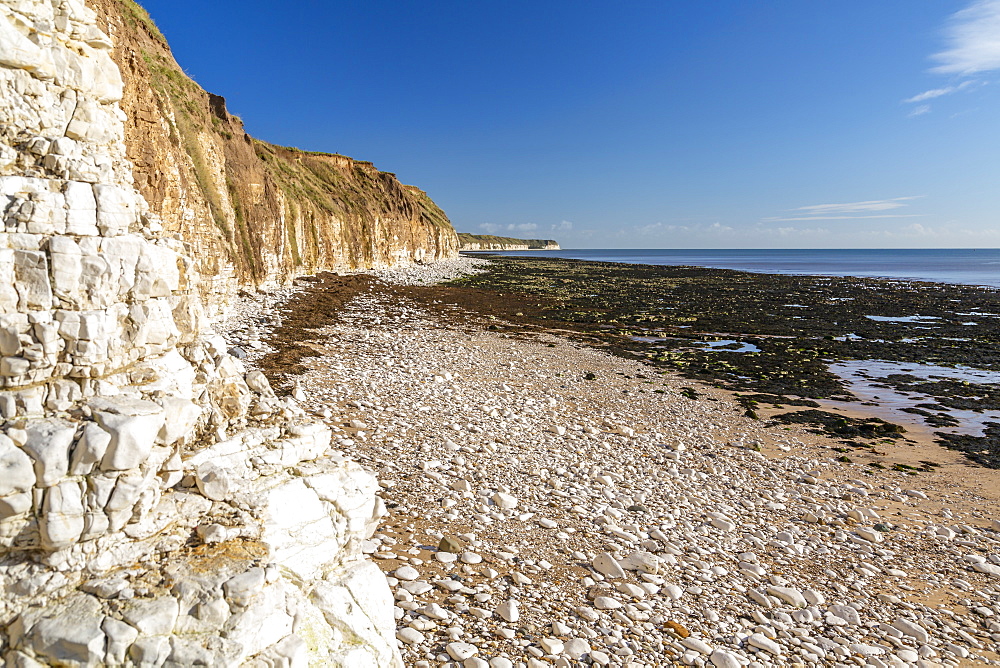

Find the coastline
[[461, 249, 1000, 290], [234, 256, 1000, 667], [446, 255, 1000, 470]]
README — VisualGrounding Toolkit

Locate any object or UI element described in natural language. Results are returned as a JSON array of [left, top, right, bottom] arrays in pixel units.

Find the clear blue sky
[[140, 0, 1000, 249]]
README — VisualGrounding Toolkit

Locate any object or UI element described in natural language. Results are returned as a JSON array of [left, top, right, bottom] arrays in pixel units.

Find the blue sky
[[140, 0, 1000, 248]]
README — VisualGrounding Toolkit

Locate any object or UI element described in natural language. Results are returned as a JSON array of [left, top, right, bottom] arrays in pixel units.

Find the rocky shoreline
[[238, 257, 1000, 668], [444, 256, 1000, 470]]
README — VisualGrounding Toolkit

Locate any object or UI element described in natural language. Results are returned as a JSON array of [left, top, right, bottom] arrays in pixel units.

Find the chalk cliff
[[0, 0, 408, 665], [458, 232, 560, 251], [89, 0, 459, 315]]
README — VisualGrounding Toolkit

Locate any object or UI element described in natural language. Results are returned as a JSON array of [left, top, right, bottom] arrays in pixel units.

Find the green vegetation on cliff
[[458, 233, 559, 249], [95, 0, 459, 297]]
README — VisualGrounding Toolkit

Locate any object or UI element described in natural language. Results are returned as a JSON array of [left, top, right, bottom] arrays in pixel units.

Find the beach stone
[[590, 650, 611, 665], [592, 553, 626, 578], [856, 527, 883, 543], [394, 566, 420, 581], [540, 637, 564, 654], [446, 642, 478, 660], [439, 535, 463, 553], [552, 621, 571, 637], [748, 632, 782, 655], [829, 604, 862, 626], [972, 562, 1000, 577], [665, 584, 684, 600], [682, 638, 713, 655], [496, 599, 519, 623], [710, 649, 742, 668], [397, 627, 424, 645], [421, 602, 449, 620], [892, 618, 929, 643], [564, 638, 592, 659], [593, 596, 622, 610], [491, 491, 518, 510], [620, 550, 661, 574], [767, 586, 807, 608]]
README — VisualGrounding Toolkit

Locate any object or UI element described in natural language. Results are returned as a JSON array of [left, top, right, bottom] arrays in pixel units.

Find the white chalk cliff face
[[0, 1, 400, 665]]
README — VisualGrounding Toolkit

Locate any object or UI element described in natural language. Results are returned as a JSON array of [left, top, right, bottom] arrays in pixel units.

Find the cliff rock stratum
[[99, 0, 458, 315], [0, 0, 456, 664], [458, 233, 560, 252]]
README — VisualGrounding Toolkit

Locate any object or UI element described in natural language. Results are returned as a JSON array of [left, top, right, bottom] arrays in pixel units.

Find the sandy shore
[[229, 259, 1000, 668]]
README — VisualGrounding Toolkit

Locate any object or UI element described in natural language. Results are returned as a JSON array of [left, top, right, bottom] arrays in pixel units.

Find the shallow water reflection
[[823, 360, 1000, 437]]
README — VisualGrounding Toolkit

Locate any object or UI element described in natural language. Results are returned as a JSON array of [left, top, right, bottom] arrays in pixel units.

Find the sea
[[469, 248, 1000, 289], [471, 247, 1000, 440]]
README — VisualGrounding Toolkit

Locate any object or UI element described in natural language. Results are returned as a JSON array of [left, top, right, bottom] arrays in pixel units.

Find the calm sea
[[469, 248, 1000, 288]]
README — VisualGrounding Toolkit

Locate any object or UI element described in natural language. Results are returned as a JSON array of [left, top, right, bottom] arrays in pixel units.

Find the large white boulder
[[22, 418, 77, 487], [0, 433, 35, 495], [91, 397, 165, 471]]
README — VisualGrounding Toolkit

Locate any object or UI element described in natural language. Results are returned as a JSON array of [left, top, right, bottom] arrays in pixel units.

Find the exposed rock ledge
[[0, 0, 400, 665]]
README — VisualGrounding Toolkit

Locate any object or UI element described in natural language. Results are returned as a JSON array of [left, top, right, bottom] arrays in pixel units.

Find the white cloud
[[853, 222, 1000, 241], [931, 0, 1000, 75], [785, 196, 921, 216], [551, 220, 573, 231], [762, 197, 926, 223], [626, 221, 736, 237], [908, 104, 932, 117], [478, 222, 538, 234], [764, 214, 924, 222], [903, 80, 977, 103]]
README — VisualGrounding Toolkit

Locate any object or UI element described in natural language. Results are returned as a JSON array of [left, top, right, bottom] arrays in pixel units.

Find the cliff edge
[[89, 0, 459, 315]]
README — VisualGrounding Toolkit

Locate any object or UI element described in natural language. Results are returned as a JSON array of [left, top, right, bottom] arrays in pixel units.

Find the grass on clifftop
[[458, 233, 557, 248], [117, 0, 167, 46]]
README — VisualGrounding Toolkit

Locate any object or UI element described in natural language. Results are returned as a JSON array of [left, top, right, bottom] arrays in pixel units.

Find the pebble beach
[[224, 258, 1000, 668]]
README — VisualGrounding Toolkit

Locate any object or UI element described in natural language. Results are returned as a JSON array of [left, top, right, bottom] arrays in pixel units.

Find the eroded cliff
[[88, 0, 458, 314], [458, 233, 560, 251], [0, 0, 402, 664]]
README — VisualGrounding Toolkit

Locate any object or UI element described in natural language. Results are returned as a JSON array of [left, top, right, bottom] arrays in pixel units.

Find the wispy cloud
[[763, 197, 925, 222], [630, 221, 735, 237], [903, 80, 977, 103], [788, 196, 921, 216], [765, 214, 924, 222], [478, 222, 538, 234], [902, 1, 1000, 115], [551, 220, 573, 232], [931, 0, 1000, 75]]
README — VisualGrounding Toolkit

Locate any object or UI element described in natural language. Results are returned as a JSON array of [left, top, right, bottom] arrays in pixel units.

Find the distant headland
[[458, 233, 560, 251]]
